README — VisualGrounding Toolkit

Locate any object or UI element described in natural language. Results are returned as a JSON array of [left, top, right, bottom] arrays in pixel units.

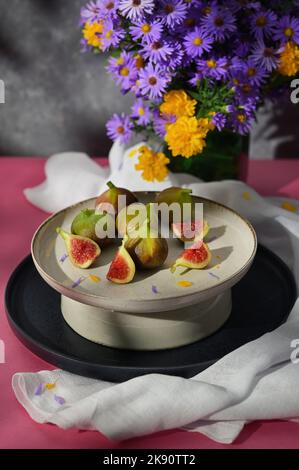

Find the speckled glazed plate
[[31, 192, 257, 314]]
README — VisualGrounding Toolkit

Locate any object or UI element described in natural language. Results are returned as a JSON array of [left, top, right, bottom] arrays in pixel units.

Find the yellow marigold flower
[[165, 116, 213, 158], [160, 90, 196, 118], [279, 41, 299, 77], [83, 22, 103, 48], [135, 146, 170, 182]]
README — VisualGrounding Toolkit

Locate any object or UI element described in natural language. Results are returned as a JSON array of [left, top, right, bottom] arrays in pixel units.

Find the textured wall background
[[0, 0, 298, 158], [0, 0, 132, 156]]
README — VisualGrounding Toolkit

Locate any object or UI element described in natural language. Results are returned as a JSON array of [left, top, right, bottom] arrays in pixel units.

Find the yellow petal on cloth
[[281, 201, 297, 213]]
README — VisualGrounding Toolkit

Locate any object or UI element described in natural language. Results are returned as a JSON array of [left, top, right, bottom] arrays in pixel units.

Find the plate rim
[[31, 192, 258, 311], [5, 247, 297, 378]]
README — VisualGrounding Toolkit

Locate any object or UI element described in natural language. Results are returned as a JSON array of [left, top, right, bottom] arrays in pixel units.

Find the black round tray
[[5, 246, 297, 382]]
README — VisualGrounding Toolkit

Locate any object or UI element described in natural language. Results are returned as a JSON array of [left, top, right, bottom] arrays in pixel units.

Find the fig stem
[[107, 181, 116, 190], [170, 264, 177, 274], [180, 268, 192, 276]]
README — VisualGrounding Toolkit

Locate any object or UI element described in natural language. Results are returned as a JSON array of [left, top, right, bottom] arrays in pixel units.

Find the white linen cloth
[[14, 145, 299, 444]]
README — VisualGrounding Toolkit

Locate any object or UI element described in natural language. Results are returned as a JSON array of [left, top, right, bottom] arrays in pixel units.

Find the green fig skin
[[95, 181, 138, 216], [155, 187, 194, 226], [116, 203, 145, 237], [71, 209, 112, 247], [125, 235, 168, 270]]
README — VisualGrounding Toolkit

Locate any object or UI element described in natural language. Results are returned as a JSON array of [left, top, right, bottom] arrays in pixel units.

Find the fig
[[171, 241, 211, 273], [71, 209, 113, 247], [56, 228, 101, 269], [172, 220, 210, 242], [125, 214, 168, 269], [95, 181, 138, 216], [155, 187, 194, 225], [126, 235, 168, 270], [107, 239, 136, 284], [116, 202, 146, 237], [116, 203, 158, 238]]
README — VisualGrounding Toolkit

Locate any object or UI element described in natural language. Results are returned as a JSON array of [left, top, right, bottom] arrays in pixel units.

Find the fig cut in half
[[107, 239, 136, 284], [56, 228, 101, 269], [172, 220, 209, 242], [171, 241, 211, 273]]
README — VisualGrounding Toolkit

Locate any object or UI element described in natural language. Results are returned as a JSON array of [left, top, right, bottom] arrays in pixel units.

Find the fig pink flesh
[[70, 238, 97, 264]]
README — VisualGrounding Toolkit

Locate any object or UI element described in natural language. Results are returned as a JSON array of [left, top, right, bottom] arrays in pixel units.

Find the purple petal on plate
[[71, 277, 85, 288], [54, 395, 65, 405], [152, 285, 159, 294], [34, 383, 44, 396], [209, 272, 220, 281], [60, 253, 69, 263]]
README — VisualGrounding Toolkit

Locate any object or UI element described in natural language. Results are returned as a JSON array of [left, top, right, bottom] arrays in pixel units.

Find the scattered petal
[[128, 149, 137, 158], [34, 384, 44, 396], [71, 277, 85, 288], [45, 383, 56, 390], [177, 280, 193, 288], [60, 253, 69, 263], [281, 201, 297, 213], [209, 272, 220, 280], [152, 285, 159, 294], [54, 395, 66, 406], [89, 275, 101, 283], [242, 192, 251, 201]]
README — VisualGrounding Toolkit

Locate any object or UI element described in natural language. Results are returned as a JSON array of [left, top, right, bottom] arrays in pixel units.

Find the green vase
[[166, 131, 249, 182]]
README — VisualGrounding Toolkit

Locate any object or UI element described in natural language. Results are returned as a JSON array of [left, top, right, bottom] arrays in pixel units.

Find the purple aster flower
[[250, 41, 279, 72], [106, 113, 133, 143], [153, 110, 176, 138], [177, 5, 201, 32], [99, 0, 120, 18], [184, 27, 213, 58], [101, 20, 125, 50], [227, 0, 261, 13], [158, 0, 188, 28], [131, 99, 152, 125], [196, 57, 228, 80], [250, 10, 277, 40], [107, 52, 138, 92], [129, 20, 163, 43], [138, 63, 170, 100], [212, 112, 227, 131], [234, 41, 252, 59], [80, 1, 102, 24], [201, 7, 236, 41], [118, 0, 154, 21], [141, 38, 174, 64], [273, 15, 299, 45], [243, 59, 268, 86], [227, 101, 256, 135], [166, 40, 184, 69]]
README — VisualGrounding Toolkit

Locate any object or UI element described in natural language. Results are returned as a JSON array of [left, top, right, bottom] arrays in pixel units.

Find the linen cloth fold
[[15, 146, 299, 444]]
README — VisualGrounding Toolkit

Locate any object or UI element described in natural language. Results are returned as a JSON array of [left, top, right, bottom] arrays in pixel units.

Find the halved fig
[[56, 228, 100, 269]]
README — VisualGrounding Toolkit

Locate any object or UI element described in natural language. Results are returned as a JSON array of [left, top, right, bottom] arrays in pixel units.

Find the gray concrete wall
[[0, 0, 298, 159], [0, 0, 132, 156]]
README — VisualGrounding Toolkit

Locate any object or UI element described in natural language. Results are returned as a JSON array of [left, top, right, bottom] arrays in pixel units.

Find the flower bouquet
[[80, 1, 299, 182]]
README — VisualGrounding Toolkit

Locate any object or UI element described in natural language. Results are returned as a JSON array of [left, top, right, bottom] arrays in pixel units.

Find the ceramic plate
[[31, 193, 257, 313]]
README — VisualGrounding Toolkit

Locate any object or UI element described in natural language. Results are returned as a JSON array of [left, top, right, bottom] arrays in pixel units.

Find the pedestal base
[[61, 290, 232, 351]]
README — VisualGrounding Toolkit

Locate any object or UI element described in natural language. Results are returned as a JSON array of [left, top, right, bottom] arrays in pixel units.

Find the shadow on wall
[[0, 0, 132, 157], [250, 97, 299, 160]]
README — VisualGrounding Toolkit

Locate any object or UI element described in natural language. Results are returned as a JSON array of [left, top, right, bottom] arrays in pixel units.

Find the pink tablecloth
[[1, 157, 299, 450]]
